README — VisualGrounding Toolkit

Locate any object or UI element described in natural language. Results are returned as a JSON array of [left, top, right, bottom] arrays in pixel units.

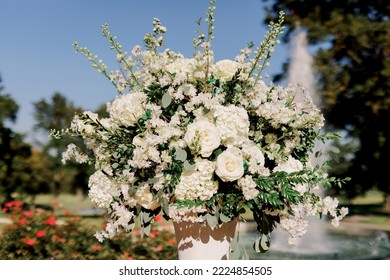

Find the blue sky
[[1, 0, 289, 141]]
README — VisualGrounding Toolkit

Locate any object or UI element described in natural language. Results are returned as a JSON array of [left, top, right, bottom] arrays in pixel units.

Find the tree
[[262, 0, 390, 208], [0, 75, 34, 204], [33, 92, 90, 196]]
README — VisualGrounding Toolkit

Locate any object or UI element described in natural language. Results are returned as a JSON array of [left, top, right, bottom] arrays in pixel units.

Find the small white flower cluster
[[320, 196, 349, 227], [237, 175, 259, 200], [61, 143, 88, 164], [56, 3, 348, 251]]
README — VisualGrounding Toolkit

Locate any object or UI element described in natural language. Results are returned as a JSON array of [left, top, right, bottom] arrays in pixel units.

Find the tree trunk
[[383, 193, 390, 213]]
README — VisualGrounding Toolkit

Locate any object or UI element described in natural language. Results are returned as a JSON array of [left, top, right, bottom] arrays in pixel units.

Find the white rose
[[214, 59, 241, 82], [184, 119, 221, 157], [215, 147, 244, 182]]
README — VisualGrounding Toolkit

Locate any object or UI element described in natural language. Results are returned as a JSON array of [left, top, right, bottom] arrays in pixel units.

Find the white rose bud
[[215, 147, 245, 182], [184, 119, 221, 157]]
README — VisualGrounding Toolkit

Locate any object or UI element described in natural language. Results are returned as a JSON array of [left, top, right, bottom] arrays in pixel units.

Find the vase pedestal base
[[173, 218, 238, 260]]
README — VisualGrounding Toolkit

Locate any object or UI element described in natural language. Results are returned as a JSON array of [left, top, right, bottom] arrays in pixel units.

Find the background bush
[[0, 201, 177, 260]]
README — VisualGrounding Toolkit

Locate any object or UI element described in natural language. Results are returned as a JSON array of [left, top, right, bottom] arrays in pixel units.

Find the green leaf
[[206, 78, 216, 84]]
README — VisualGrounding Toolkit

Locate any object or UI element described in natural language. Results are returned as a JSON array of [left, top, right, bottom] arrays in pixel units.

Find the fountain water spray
[[270, 27, 335, 254]]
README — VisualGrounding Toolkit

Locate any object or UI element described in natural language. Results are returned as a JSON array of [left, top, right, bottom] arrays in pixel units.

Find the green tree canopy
[[262, 0, 390, 203], [33, 92, 90, 196], [0, 75, 36, 204]]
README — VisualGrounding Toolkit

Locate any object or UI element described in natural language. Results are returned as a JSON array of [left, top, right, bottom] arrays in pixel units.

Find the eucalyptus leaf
[[142, 224, 151, 237], [230, 232, 239, 252], [183, 160, 196, 171], [206, 213, 218, 228], [174, 148, 187, 162], [220, 213, 231, 223], [229, 247, 241, 260], [147, 177, 159, 184], [142, 211, 153, 224], [162, 91, 172, 108], [125, 221, 136, 232], [253, 234, 270, 253]]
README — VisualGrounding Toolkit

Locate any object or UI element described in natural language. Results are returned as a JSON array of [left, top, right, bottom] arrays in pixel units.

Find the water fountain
[[239, 29, 390, 260]]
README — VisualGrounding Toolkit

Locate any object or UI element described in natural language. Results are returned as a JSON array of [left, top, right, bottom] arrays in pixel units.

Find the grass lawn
[[33, 193, 95, 213], [349, 189, 384, 205]]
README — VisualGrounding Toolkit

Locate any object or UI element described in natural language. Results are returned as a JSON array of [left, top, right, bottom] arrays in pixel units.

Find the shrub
[[0, 201, 177, 260]]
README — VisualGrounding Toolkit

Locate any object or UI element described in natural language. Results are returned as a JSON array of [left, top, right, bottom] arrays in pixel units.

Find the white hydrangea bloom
[[88, 171, 120, 209], [107, 91, 147, 127], [174, 159, 218, 201], [214, 105, 250, 147]]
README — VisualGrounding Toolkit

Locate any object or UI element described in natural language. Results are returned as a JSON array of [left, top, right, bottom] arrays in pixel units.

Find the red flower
[[64, 210, 71, 216], [54, 235, 66, 243], [2, 207, 8, 212], [36, 231, 46, 238], [131, 229, 141, 237], [4, 202, 13, 208], [22, 238, 36, 246], [169, 238, 176, 245], [52, 200, 60, 207], [5, 201, 24, 208], [45, 217, 56, 226], [22, 210, 34, 217], [91, 245, 103, 251], [18, 218, 27, 226], [154, 215, 163, 222], [150, 230, 159, 237], [153, 245, 163, 252]]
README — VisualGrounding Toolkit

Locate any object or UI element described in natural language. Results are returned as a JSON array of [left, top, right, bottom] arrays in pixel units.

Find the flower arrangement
[[52, 0, 349, 253]]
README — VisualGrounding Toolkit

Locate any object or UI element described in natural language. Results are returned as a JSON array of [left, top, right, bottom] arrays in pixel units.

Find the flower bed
[[0, 201, 177, 260]]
